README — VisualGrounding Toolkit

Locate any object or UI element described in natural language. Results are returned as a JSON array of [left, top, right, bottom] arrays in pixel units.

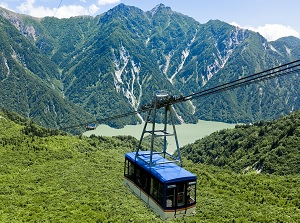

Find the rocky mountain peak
[[149, 3, 173, 16], [99, 3, 145, 23], [1, 4, 300, 129]]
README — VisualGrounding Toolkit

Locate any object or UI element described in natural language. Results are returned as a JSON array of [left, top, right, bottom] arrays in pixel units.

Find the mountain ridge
[[0, 4, 300, 130], [181, 109, 300, 175]]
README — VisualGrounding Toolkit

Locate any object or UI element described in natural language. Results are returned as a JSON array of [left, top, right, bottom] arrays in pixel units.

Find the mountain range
[[0, 3, 300, 131]]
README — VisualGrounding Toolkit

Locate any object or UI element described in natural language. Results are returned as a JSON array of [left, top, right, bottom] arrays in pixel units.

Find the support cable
[[60, 59, 300, 131], [179, 60, 300, 103], [54, 0, 63, 17]]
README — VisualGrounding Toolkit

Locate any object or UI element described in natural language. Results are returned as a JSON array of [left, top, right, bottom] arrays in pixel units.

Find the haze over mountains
[[0, 3, 300, 131]]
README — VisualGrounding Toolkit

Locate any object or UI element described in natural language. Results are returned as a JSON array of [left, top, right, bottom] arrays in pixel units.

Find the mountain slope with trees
[[0, 110, 300, 222], [181, 110, 300, 175], [0, 14, 94, 132], [0, 4, 300, 130]]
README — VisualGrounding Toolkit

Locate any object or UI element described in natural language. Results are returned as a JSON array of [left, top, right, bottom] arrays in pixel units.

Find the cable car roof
[[125, 152, 197, 184]]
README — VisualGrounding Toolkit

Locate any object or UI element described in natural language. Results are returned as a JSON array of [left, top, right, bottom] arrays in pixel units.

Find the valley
[[83, 120, 237, 150], [0, 4, 300, 130], [0, 109, 299, 222], [0, 3, 300, 221]]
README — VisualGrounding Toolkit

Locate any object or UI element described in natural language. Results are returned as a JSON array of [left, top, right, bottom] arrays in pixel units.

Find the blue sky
[[1, 0, 299, 41]]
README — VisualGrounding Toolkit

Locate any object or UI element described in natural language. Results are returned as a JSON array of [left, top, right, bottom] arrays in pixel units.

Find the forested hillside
[[0, 110, 299, 222], [181, 110, 300, 175], [0, 4, 300, 130], [0, 14, 94, 132]]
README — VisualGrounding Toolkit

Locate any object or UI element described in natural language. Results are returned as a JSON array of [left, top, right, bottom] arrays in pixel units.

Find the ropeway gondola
[[124, 90, 197, 220], [86, 123, 97, 130]]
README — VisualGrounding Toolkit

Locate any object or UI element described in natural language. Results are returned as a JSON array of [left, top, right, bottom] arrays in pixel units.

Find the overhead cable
[[180, 59, 300, 103], [54, 0, 63, 17], [60, 59, 300, 130]]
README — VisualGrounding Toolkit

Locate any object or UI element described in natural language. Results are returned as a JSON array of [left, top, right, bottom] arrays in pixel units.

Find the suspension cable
[[180, 59, 300, 103], [60, 59, 300, 130], [54, 0, 63, 17]]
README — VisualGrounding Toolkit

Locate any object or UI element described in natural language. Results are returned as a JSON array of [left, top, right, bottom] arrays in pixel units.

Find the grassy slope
[[0, 113, 300, 222], [181, 110, 300, 175]]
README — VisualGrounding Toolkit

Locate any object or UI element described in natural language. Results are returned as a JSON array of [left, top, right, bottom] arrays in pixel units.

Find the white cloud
[[0, 2, 10, 10], [98, 0, 121, 6], [16, 0, 100, 18], [251, 24, 300, 41], [54, 5, 97, 18], [17, 0, 55, 17], [231, 22, 300, 41], [230, 22, 240, 28], [89, 4, 100, 15]]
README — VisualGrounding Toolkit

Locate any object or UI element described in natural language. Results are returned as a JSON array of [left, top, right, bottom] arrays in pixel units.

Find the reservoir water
[[83, 120, 236, 149]]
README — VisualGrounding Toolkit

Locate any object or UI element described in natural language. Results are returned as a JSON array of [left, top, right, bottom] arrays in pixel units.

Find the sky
[[0, 0, 299, 41]]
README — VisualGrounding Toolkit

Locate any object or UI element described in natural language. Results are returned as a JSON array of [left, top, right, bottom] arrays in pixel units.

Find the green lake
[[83, 120, 237, 150]]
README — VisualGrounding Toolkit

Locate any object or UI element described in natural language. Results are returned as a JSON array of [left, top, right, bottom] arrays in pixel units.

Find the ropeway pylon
[[135, 90, 182, 167]]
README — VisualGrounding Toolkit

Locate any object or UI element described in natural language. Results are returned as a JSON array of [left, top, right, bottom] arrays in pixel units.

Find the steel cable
[[60, 59, 300, 130]]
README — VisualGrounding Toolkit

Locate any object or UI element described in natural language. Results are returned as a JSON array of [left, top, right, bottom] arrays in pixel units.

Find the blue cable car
[[124, 91, 197, 219], [86, 123, 97, 130]]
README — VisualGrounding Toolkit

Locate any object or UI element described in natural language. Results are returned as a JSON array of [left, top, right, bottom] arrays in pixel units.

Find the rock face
[[0, 4, 300, 129]]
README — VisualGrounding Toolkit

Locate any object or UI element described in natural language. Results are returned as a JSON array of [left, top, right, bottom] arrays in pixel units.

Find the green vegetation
[[181, 110, 300, 175], [0, 15, 94, 132], [1, 4, 300, 130], [1, 110, 300, 222]]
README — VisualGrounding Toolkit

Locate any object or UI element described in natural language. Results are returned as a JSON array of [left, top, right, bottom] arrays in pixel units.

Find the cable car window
[[150, 178, 163, 206], [140, 169, 148, 192], [157, 183, 163, 206], [177, 183, 185, 207], [166, 185, 176, 207], [124, 159, 129, 176], [187, 183, 196, 205], [128, 161, 135, 180], [136, 167, 141, 186], [150, 178, 158, 200]]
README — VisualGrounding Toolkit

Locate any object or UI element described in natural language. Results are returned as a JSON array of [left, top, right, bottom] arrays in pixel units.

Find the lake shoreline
[[83, 120, 237, 147]]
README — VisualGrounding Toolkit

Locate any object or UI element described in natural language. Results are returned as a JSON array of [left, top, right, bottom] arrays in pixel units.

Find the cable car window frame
[[140, 168, 149, 193], [150, 177, 163, 207], [124, 159, 135, 181], [166, 185, 176, 208], [165, 181, 197, 209], [124, 153, 197, 219], [124, 159, 129, 176], [176, 183, 186, 207], [187, 182, 196, 205]]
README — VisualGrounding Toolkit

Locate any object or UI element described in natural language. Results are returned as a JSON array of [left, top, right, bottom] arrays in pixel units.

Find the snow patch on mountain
[[189, 100, 196, 115], [112, 45, 129, 91], [201, 75, 207, 86], [146, 37, 150, 46], [169, 49, 189, 84], [269, 43, 279, 53], [163, 51, 174, 75], [2, 57, 10, 79], [169, 29, 197, 84], [207, 27, 246, 79], [285, 46, 291, 55], [112, 45, 143, 120], [173, 107, 185, 124], [129, 60, 143, 109]]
